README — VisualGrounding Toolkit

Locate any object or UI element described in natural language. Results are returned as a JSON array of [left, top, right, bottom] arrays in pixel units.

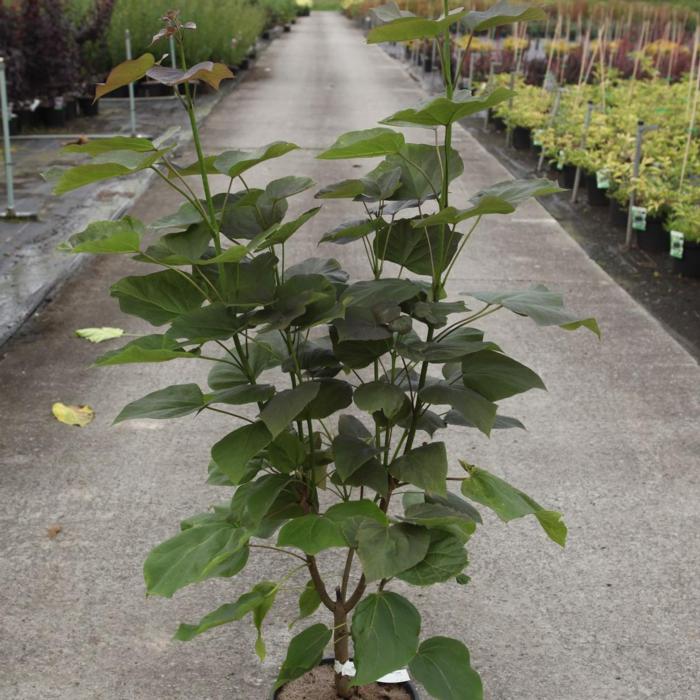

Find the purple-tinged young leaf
[[95, 54, 156, 101], [146, 62, 233, 90]]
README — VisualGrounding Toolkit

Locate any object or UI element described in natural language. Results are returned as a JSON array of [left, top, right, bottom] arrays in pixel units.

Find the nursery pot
[[511, 126, 532, 151], [585, 173, 608, 207], [41, 105, 66, 128], [271, 659, 420, 699], [65, 99, 78, 121], [556, 164, 576, 190], [78, 97, 99, 117], [487, 109, 506, 132], [609, 198, 628, 228], [636, 214, 669, 254], [284, 24, 291, 32], [423, 55, 433, 72], [671, 239, 700, 278], [8, 114, 20, 135]]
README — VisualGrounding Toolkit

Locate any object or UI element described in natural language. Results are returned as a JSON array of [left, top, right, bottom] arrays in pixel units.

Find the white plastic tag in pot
[[596, 170, 610, 189], [631, 206, 647, 232], [670, 230, 684, 259]]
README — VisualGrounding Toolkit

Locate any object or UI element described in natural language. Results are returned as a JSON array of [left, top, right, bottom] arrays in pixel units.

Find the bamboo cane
[[680, 51, 700, 188]]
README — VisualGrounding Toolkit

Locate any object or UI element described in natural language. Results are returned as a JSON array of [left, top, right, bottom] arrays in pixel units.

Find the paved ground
[[1, 12, 699, 700]]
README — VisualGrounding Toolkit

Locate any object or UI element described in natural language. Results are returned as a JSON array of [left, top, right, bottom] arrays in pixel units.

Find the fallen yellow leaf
[[75, 327, 124, 343], [52, 402, 95, 427]]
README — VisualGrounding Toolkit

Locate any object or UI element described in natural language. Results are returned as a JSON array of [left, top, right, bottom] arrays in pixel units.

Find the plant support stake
[[125, 29, 137, 137], [537, 87, 563, 173], [571, 101, 594, 203], [0, 57, 36, 221], [625, 120, 658, 249]]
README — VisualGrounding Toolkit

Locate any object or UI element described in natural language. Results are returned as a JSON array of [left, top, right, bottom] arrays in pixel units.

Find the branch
[[307, 556, 335, 611]]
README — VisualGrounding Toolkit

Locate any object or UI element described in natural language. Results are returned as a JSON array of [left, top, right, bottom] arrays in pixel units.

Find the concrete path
[[1, 12, 698, 700]]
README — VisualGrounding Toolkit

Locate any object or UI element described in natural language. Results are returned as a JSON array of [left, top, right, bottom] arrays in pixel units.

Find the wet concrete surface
[[1, 12, 699, 700]]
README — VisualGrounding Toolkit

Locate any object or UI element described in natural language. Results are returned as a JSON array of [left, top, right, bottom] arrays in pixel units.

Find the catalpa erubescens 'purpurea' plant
[[52, 4, 599, 698]]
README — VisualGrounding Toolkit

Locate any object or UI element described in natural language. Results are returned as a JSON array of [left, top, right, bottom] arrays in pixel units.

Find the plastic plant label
[[596, 170, 610, 189], [533, 129, 543, 146], [670, 230, 684, 259], [631, 206, 647, 232], [557, 150, 565, 171]]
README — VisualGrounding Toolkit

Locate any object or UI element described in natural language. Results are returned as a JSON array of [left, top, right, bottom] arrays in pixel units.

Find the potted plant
[[666, 198, 700, 278], [53, 5, 598, 698]]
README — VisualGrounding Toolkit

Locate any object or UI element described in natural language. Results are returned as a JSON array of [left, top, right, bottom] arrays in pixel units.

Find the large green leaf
[[49, 151, 163, 195], [211, 422, 273, 484], [111, 270, 206, 326], [58, 217, 143, 254], [277, 515, 345, 555], [367, 3, 468, 43], [354, 381, 409, 420], [351, 592, 421, 685], [260, 382, 321, 437], [390, 443, 448, 495], [167, 303, 243, 344], [265, 207, 321, 246], [275, 624, 332, 690], [398, 531, 468, 585], [402, 491, 481, 540], [471, 178, 562, 208], [232, 474, 299, 529], [174, 581, 277, 642], [318, 128, 405, 160], [213, 141, 299, 178], [356, 521, 430, 582], [382, 88, 514, 129], [419, 382, 496, 436], [320, 219, 378, 245], [324, 499, 388, 546], [409, 636, 483, 700], [341, 278, 423, 307], [397, 328, 490, 363], [94, 334, 198, 366], [144, 522, 249, 598], [385, 144, 463, 203], [374, 217, 459, 277], [114, 383, 204, 423], [461, 349, 545, 401], [333, 434, 379, 481], [95, 53, 155, 99], [464, 285, 600, 337], [63, 136, 156, 155], [207, 384, 275, 407], [460, 464, 567, 546], [465, 0, 546, 32]]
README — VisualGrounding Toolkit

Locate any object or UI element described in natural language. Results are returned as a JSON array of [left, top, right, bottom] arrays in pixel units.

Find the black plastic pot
[[78, 97, 99, 117], [8, 114, 20, 135], [487, 109, 506, 132], [262, 30, 270, 40], [636, 214, 669, 254], [512, 126, 532, 151], [41, 106, 66, 128], [283, 23, 291, 32], [672, 239, 700, 278], [585, 173, 608, 207], [272, 659, 420, 699], [423, 55, 433, 72], [557, 164, 576, 190], [609, 197, 628, 228], [65, 99, 78, 121]]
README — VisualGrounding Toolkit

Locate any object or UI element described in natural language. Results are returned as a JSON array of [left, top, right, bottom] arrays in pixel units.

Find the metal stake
[[505, 70, 516, 147], [537, 87, 563, 173], [625, 120, 658, 248], [571, 100, 594, 203], [468, 52, 476, 92], [125, 29, 137, 137], [0, 56, 36, 221]]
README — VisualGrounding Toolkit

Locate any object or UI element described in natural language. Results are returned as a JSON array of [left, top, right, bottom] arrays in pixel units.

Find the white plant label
[[670, 230, 684, 259], [596, 170, 610, 189], [631, 206, 647, 232]]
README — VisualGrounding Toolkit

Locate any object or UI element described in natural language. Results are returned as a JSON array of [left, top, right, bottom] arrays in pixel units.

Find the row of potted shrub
[[2, 0, 306, 133], [489, 74, 700, 278]]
